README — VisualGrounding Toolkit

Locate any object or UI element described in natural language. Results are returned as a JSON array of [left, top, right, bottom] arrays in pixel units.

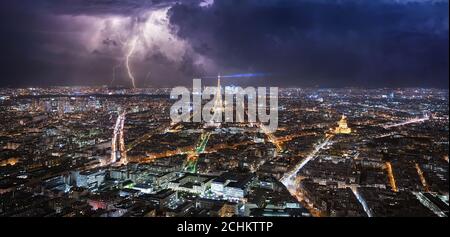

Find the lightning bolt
[[125, 37, 138, 88]]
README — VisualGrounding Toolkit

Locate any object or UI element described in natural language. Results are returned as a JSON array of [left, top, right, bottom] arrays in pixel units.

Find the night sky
[[0, 0, 448, 88]]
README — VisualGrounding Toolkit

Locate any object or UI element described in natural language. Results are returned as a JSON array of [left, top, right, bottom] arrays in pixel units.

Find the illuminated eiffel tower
[[207, 74, 224, 127]]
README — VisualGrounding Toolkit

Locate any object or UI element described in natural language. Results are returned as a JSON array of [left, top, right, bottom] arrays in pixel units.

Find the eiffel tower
[[206, 74, 224, 127]]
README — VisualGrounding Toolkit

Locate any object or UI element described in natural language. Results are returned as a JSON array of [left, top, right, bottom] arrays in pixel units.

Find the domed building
[[334, 115, 352, 134]]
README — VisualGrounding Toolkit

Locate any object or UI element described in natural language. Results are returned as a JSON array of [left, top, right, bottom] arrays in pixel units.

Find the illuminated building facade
[[334, 115, 352, 134]]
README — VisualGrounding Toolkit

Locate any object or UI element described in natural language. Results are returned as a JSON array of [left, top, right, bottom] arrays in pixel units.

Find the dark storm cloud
[[0, 0, 448, 88], [42, 0, 184, 16], [0, 0, 204, 87], [3, 0, 181, 16], [169, 0, 449, 87]]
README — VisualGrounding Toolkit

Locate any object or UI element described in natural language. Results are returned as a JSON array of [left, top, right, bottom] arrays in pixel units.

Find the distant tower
[[207, 74, 224, 127], [334, 114, 352, 134], [218, 73, 221, 87], [215, 73, 223, 111]]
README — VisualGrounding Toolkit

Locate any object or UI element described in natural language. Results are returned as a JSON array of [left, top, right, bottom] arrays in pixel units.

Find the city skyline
[[0, 86, 448, 217], [0, 0, 448, 220]]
